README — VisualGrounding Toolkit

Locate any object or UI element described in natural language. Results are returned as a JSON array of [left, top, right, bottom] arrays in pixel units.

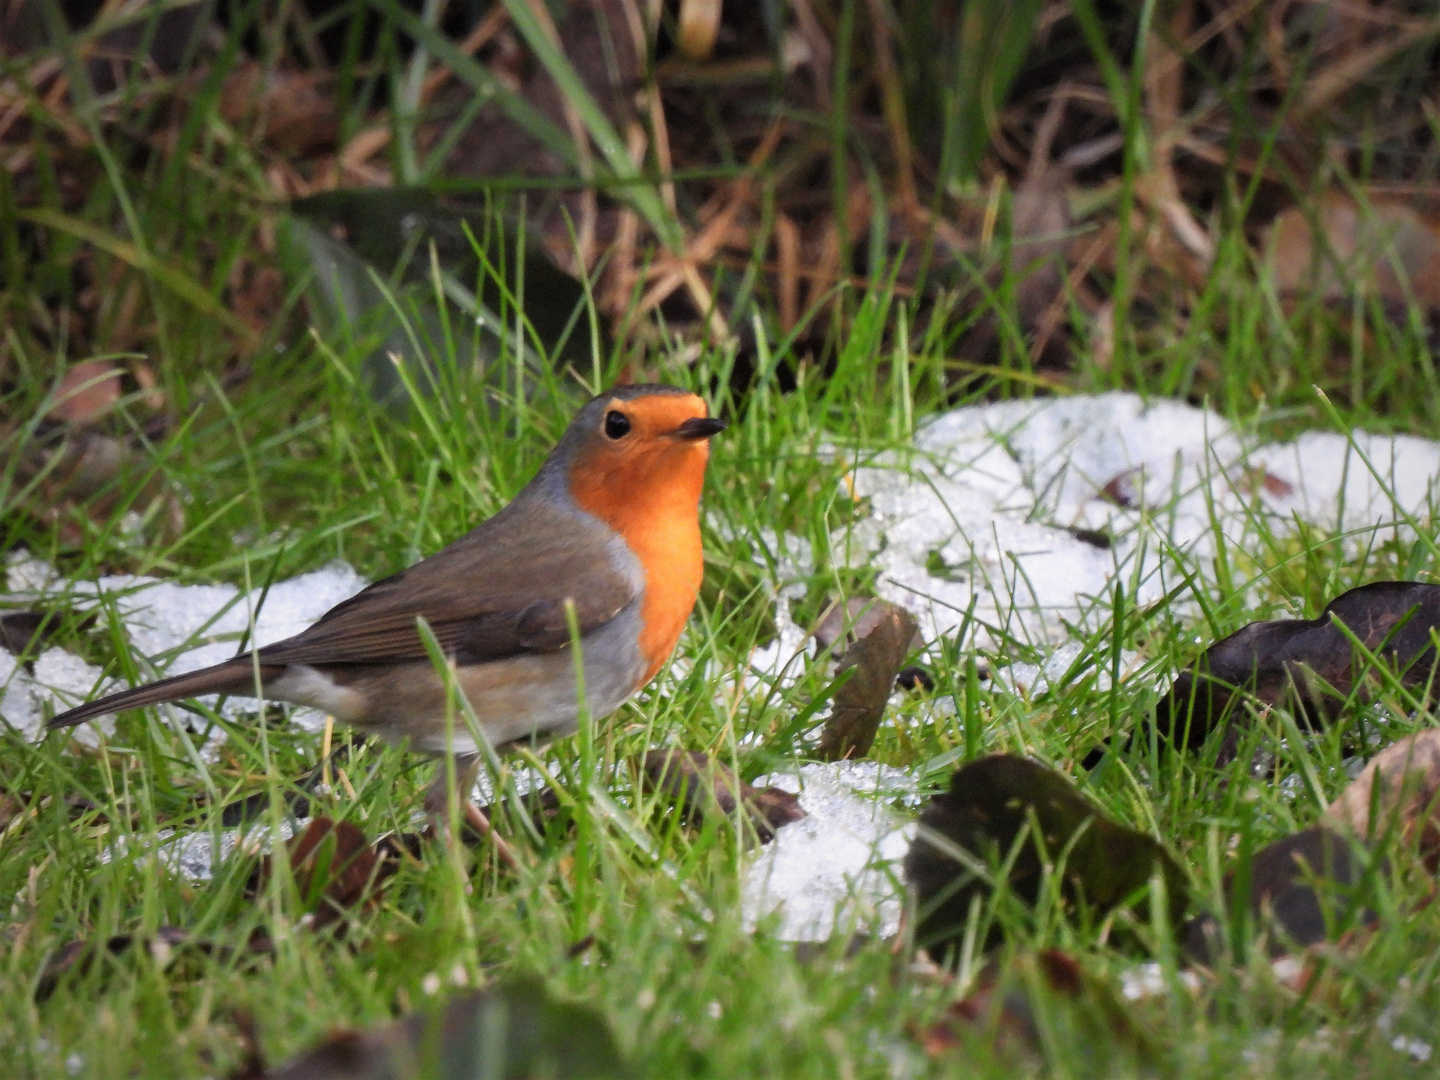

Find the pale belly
[[267, 605, 649, 754]]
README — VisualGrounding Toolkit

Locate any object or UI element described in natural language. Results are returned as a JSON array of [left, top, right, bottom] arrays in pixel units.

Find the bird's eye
[[604, 410, 632, 439]]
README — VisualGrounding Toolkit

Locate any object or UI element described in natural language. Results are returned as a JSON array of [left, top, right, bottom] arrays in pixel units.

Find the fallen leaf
[[49, 360, 123, 425], [1269, 195, 1440, 319], [812, 596, 918, 655], [1184, 826, 1378, 962], [4, 420, 183, 549], [1153, 582, 1440, 757], [951, 92, 1077, 372], [1063, 525, 1113, 550], [813, 598, 919, 761], [1263, 930, 1376, 1002], [952, 166, 1074, 371], [1324, 728, 1440, 866], [249, 818, 397, 932], [0, 608, 92, 664], [260, 978, 630, 1079], [283, 189, 597, 411], [1098, 467, 1142, 509], [640, 749, 805, 842], [0, 789, 103, 833], [1239, 465, 1296, 499], [905, 755, 1187, 960], [916, 949, 1156, 1068], [221, 62, 339, 156]]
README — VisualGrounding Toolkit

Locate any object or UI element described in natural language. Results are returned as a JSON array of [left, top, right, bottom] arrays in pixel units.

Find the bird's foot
[[424, 754, 518, 868]]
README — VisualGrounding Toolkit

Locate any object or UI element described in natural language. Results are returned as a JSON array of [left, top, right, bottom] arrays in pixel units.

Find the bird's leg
[[424, 753, 517, 867]]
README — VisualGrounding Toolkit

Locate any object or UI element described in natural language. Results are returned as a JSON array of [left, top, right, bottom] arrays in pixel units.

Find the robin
[[47, 384, 725, 835]]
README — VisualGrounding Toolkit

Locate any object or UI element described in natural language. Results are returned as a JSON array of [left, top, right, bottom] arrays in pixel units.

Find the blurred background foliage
[[3, 0, 1440, 530]]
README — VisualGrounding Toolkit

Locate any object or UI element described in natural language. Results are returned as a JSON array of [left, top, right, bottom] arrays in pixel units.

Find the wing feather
[[255, 500, 636, 668]]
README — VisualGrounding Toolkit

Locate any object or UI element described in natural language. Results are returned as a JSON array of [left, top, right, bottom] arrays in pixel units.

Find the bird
[[47, 383, 725, 841]]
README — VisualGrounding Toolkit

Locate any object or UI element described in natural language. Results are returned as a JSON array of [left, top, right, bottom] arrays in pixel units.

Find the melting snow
[[838, 391, 1439, 655], [0, 644, 114, 746], [100, 817, 306, 881], [741, 761, 916, 941], [2, 552, 367, 742]]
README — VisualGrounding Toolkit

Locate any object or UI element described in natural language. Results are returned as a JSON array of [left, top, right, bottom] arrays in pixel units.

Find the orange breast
[[568, 440, 709, 687], [620, 496, 704, 684]]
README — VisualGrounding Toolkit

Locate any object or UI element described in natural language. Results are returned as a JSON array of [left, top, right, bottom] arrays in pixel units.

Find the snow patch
[[3, 556, 367, 740], [741, 761, 916, 941]]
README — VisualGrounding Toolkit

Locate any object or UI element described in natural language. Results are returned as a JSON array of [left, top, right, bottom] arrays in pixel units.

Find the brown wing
[[256, 499, 637, 668]]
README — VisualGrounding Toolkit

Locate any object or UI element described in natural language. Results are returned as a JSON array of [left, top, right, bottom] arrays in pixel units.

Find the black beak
[[668, 416, 727, 441]]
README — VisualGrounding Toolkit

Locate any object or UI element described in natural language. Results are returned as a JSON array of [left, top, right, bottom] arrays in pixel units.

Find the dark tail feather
[[46, 657, 272, 729]]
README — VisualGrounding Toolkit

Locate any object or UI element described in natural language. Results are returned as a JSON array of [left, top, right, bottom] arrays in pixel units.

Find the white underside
[[267, 665, 368, 721]]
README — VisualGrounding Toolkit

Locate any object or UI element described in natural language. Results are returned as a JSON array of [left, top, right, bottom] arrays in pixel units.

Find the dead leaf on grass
[[1269, 195, 1440, 320], [1153, 582, 1440, 758], [1184, 826, 1379, 963], [952, 160, 1074, 372], [1325, 728, 1440, 865], [4, 360, 182, 548], [284, 188, 597, 411], [249, 818, 400, 933], [916, 949, 1156, 1068], [221, 62, 339, 157], [905, 755, 1187, 961], [0, 608, 91, 664], [256, 978, 630, 1079], [50, 359, 123, 425], [812, 598, 919, 761], [0, 789, 103, 834], [1097, 466, 1143, 509], [36, 926, 273, 1002], [640, 749, 805, 842]]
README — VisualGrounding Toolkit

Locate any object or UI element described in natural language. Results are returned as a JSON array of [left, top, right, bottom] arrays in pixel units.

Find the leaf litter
[[242, 977, 630, 1080], [905, 755, 1188, 961]]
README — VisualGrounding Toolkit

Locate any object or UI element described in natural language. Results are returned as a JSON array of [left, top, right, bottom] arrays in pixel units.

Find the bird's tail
[[46, 657, 270, 729]]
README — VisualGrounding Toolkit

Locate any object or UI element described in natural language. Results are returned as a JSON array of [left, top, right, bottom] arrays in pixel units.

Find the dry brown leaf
[[906, 755, 1188, 960], [257, 979, 628, 1079], [640, 749, 805, 842], [916, 949, 1156, 1067], [1153, 581, 1440, 758], [1268, 195, 1440, 317], [250, 818, 398, 933], [0, 608, 88, 661], [813, 597, 915, 655], [221, 62, 339, 156], [1183, 826, 1377, 963], [6, 424, 184, 548], [953, 92, 1076, 371], [49, 360, 122, 425], [814, 598, 919, 761], [36, 926, 273, 1003], [1325, 729, 1440, 863]]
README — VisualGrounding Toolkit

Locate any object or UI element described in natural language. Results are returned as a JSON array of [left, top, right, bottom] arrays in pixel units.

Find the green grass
[[6, 8, 1440, 1078], [4, 274, 1440, 1077]]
